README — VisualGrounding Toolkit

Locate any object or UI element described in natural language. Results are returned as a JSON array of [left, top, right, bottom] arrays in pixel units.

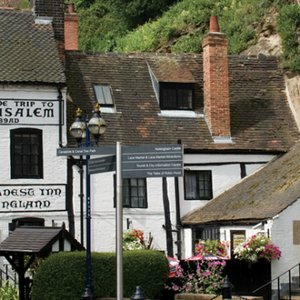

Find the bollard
[[221, 275, 233, 300], [130, 285, 147, 300]]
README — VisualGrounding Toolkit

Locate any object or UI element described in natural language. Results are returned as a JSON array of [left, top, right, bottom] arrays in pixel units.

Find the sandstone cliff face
[[240, 7, 300, 133], [241, 7, 283, 57]]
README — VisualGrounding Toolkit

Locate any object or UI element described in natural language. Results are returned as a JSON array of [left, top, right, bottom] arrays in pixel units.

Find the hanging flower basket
[[234, 235, 281, 265]]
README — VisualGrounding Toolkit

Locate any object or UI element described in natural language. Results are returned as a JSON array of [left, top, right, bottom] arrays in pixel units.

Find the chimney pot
[[68, 3, 75, 13], [209, 16, 219, 33]]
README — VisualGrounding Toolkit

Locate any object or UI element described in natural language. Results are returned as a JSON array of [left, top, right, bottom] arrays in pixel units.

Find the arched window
[[10, 128, 43, 179], [9, 217, 45, 233]]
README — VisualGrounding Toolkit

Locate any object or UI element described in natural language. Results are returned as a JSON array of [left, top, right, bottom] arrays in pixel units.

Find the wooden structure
[[0, 224, 84, 300]]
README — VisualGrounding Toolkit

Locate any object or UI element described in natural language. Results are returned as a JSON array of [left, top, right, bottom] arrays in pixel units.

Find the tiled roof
[[0, 226, 84, 256], [147, 56, 197, 83], [0, 9, 65, 84], [182, 141, 300, 225], [65, 51, 299, 151]]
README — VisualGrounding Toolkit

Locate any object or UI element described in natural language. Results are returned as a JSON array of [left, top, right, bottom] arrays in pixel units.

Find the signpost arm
[[116, 142, 123, 300]]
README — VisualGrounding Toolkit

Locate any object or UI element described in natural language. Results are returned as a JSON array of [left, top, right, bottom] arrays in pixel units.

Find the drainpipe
[[56, 85, 77, 238], [68, 156, 84, 245], [162, 177, 174, 257], [56, 84, 63, 148], [175, 139, 182, 259], [174, 177, 182, 260]]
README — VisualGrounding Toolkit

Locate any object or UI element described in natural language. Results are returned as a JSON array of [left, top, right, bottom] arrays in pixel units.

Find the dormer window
[[160, 83, 194, 110], [93, 85, 113, 106], [148, 62, 196, 111]]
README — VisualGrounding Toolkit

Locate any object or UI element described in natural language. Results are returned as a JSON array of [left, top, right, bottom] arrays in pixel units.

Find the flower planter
[[175, 294, 263, 300]]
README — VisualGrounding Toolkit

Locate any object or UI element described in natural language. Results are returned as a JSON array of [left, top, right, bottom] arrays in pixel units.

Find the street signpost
[[57, 146, 115, 157], [58, 144, 183, 178], [56, 143, 183, 300], [88, 155, 116, 175], [121, 144, 183, 178]]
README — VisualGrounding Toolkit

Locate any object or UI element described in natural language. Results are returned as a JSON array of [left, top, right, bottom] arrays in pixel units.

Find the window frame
[[192, 227, 220, 255], [114, 176, 148, 208], [93, 84, 114, 107], [159, 82, 194, 110], [184, 170, 213, 200], [10, 128, 43, 179]]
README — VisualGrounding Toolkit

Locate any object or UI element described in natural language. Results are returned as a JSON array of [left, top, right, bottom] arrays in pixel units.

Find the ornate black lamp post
[[70, 104, 107, 299]]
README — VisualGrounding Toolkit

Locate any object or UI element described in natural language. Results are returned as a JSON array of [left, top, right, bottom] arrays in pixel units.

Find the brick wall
[[202, 29, 231, 138]]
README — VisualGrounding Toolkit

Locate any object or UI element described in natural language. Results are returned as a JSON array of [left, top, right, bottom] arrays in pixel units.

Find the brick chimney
[[202, 16, 231, 141], [30, 0, 65, 62], [64, 3, 78, 50]]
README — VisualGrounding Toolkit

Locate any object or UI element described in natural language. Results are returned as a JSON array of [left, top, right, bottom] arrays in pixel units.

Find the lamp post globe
[[87, 103, 107, 142], [69, 108, 86, 144]]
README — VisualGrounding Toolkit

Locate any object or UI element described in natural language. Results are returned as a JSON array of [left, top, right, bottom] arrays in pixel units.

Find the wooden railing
[[0, 264, 17, 286]]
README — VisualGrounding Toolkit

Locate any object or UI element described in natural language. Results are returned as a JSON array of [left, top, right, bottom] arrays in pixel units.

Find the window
[[184, 170, 212, 200], [11, 128, 43, 179], [9, 217, 45, 233], [192, 227, 220, 254], [160, 83, 194, 110], [114, 176, 147, 208], [93, 85, 113, 106]]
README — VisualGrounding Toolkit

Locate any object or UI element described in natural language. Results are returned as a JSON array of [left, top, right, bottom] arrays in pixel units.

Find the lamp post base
[[82, 288, 93, 300]]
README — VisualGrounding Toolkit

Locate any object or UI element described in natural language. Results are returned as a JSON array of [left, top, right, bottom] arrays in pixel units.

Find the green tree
[[107, 0, 179, 29]]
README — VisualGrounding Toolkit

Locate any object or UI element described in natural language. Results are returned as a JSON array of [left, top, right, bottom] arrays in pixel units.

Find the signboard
[[58, 144, 183, 178], [122, 145, 183, 178], [88, 155, 116, 175], [232, 233, 246, 250], [57, 146, 115, 156], [0, 99, 60, 125], [0, 184, 66, 212]]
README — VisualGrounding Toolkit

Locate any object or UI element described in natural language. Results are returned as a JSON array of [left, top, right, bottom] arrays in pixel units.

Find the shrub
[[0, 281, 18, 300], [277, 4, 300, 70], [31, 250, 169, 300], [165, 260, 226, 294]]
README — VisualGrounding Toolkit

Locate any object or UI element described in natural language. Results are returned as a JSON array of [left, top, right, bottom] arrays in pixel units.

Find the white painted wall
[[270, 200, 300, 283], [0, 85, 68, 243], [0, 85, 277, 263], [70, 152, 275, 258], [180, 154, 274, 217], [71, 165, 177, 253]]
